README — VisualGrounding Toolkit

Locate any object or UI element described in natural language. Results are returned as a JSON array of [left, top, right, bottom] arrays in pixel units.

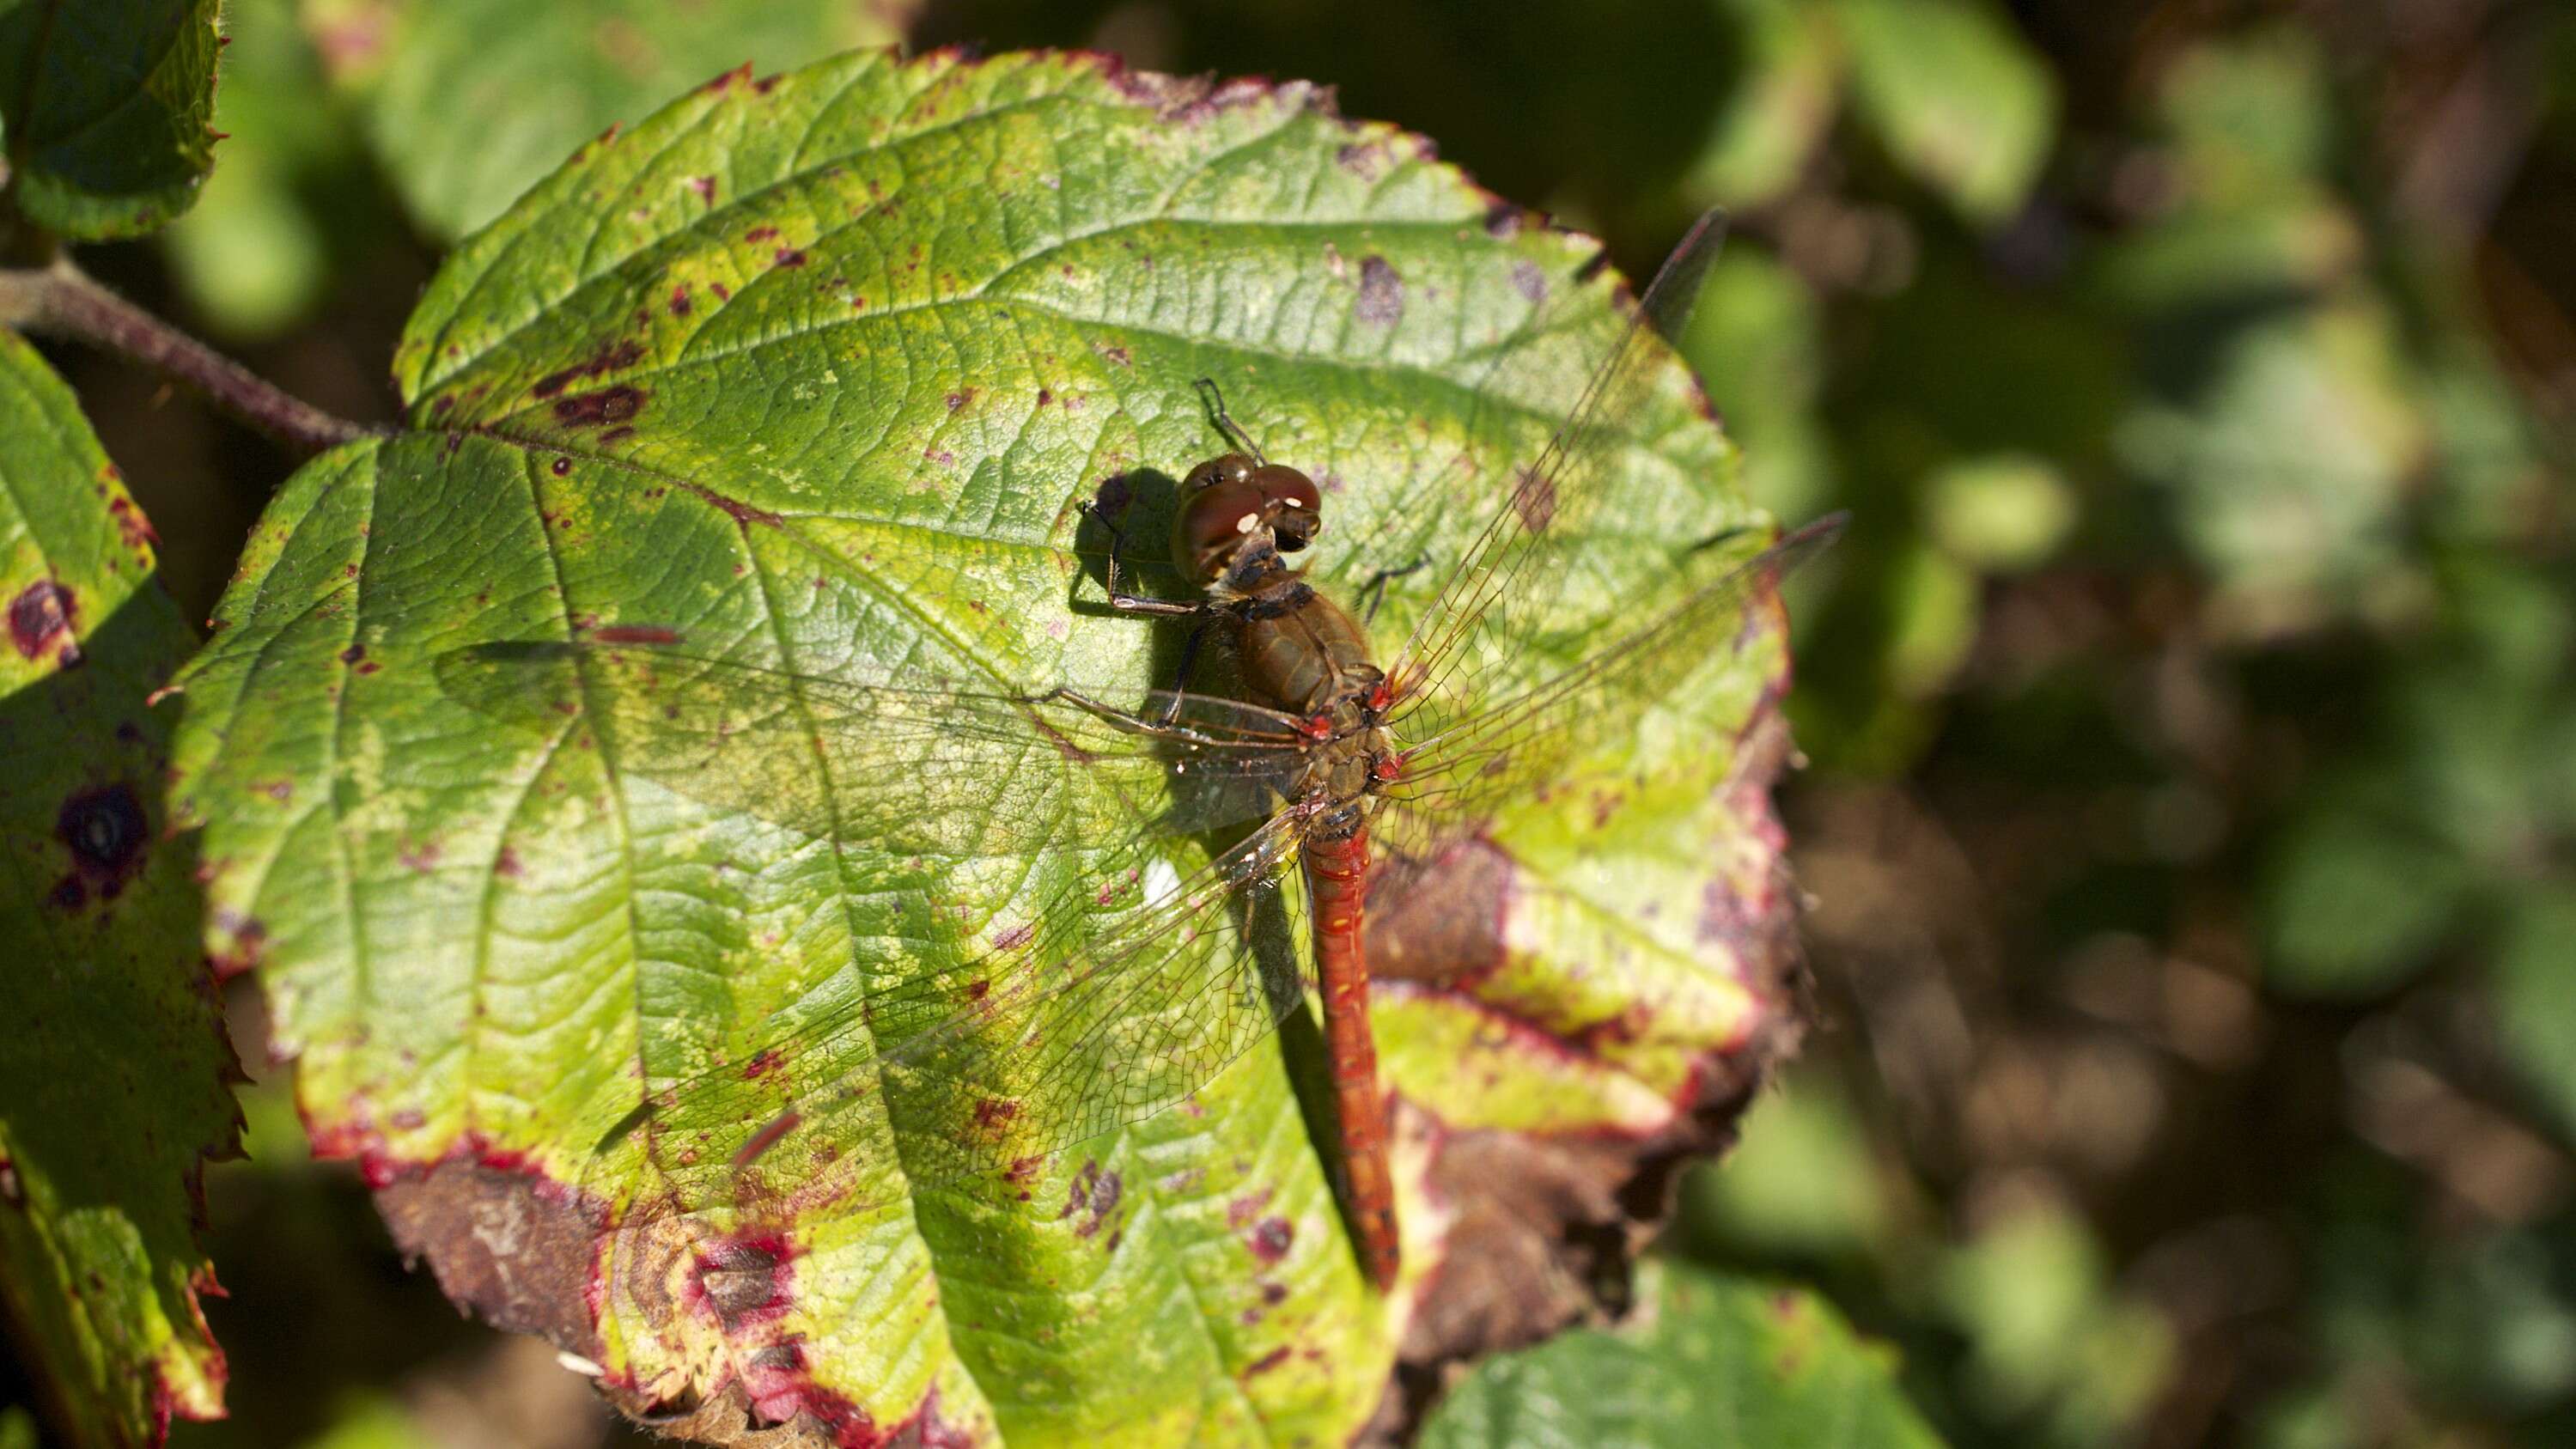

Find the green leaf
[[161, 0, 360, 338], [1689, 0, 1844, 210], [2262, 801, 2469, 997], [170, 50, 1794, 1443], [1831, 0, 2056, 225], [2493, 889, 2576, 1142], [1925, 453, 2074, 572], [1935, 1201, 2171, 1440], [0, 333, 235, 1443], [0, 0, 222, 239], [1416, 1261, 1946, 1448], [313, 0, 910, 240]]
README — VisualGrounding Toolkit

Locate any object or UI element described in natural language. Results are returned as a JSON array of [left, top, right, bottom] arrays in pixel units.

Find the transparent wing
[[436, 636, 1310, 855], [1379, 515, 1843, 841], [591, 809, 1312, 1227], [1383, 209, 1735, 721]]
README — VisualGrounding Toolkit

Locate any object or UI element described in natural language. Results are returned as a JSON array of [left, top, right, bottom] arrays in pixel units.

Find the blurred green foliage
[[4, 0, 2561, 1445]]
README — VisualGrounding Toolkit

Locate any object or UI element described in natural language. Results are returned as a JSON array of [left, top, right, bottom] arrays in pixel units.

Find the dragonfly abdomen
[[1305, 825, 1399, 1288]]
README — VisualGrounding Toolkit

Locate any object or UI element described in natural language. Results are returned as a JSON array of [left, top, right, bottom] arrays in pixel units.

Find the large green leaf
[[310, 0, 910, 240], [0, 0, 222, 239], [1416, 1261, 1946, 1448], [169, 49, 1798, 1445], [0, 332, 235, 1444]]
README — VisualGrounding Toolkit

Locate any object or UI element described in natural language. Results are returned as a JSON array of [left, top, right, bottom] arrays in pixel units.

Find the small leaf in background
[[0, 334, 237, 1444], [161, 0, 362, 339], [1926, 453, 2074, 572], [1683, 245, 1835, 522], [2494, 890, 2576, 1141], [1689, 0, 1844, 210], [2115, 302, 2427, 637], [1681, 1066, 1890, 1259], [1830, 0, 2055, 226], [170, 47, 1793, 1445], [0, 0, 222, 239], [1936, 1197, 2171, 1445], [2159, 29, 2335, 208], [307, 0, 912, 240], [1416, 1261, 1946, 1448], [2261, 799, 2470, 997]]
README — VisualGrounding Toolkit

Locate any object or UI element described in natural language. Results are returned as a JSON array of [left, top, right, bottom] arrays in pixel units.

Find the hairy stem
[[0, 258, 386, 455]]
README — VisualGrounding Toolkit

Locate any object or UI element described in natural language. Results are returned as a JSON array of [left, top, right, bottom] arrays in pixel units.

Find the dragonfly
[[439, 207, 1842, 1294]]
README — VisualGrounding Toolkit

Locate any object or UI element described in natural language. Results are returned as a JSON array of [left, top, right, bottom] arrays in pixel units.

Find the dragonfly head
[[1172, 454, 1325, 583]]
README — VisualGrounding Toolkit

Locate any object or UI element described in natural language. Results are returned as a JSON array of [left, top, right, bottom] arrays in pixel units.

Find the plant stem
[[0, 258, 387, 456]]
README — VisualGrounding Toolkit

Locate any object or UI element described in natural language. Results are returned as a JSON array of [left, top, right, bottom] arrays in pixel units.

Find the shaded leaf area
[[169, 48, 1795, 1447], [1416, 1262, 1946, 1448], [0, 0, 222, 238], [310, 0, 910, 240], [0, 333, 237, 1444]]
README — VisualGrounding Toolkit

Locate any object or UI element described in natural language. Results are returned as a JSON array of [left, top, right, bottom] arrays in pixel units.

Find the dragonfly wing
[[1384, 209, 1740, 717], [436, 640, 1306, 855], [594, 811, 1312, 1227], [1383, 516, 1842, 837]]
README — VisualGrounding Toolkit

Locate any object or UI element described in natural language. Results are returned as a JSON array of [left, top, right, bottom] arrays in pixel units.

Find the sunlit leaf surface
[[170, 49, 1795, 1445]]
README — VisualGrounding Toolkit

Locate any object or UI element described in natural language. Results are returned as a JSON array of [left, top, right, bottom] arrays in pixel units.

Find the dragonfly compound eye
[[1251, 464, 1323, 551], [1172, 466, 1270, 581]]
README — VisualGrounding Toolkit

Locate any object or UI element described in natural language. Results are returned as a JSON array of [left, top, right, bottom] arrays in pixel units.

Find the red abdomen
[[1306, 826, 1398, 1289]]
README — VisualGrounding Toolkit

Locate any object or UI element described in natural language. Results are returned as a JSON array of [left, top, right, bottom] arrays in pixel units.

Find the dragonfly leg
[[1081, 498, 1206, 618], [1038, 685, 1239, 748], [1352, 552, 1430, 624], [1154, 619, 1213, 727]]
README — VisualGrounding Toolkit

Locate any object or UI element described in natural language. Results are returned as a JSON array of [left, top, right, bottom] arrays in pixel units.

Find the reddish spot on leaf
[[339, 643, 366, 664], [1510, 465, 1556, 534], [107, 493, 159, 551], [682, 482, 782, 528], [531, 339, 645, 399], [1512, 260, 1548, 303], [991, 921, 1035, 952], [494, 846, 523, 880], [550, 456, 573, 476], [551, 386, 644, 428], [1355, 255, 1404, 325], [973, 1098, 1020, 1134], [210, 911, 269, 981], [742, 1049, 782, 1081], [744, 225, 778, 243], [1243, 1346, 1292, 1378], [774, 247, 807, 268], [9, 579, 79, 663], [1247, 1215, 1294, 1264], [52, 783, 148, 910], [1335, 139, 1392, 180], [667, 283, 692, 316]]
